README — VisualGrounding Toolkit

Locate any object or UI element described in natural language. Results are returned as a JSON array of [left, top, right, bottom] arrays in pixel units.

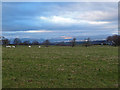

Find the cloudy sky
[[2, 2, 118, 40]]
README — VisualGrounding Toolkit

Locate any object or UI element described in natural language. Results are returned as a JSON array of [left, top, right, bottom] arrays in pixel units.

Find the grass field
[[2, 45, 118, 88]]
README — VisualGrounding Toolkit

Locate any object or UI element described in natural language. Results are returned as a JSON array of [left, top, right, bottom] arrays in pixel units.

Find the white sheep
[[28, 46, 31, 48], [12, 46, 16, 48], [6, 46, 11, 48], [38, 46, 41, 48]]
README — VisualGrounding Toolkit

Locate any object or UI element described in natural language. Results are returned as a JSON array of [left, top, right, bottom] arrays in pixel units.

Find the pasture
[[2, 45, 118, 88]]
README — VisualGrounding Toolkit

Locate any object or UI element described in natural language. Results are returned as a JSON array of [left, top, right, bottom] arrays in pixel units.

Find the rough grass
[[2, 45, 118, 88]]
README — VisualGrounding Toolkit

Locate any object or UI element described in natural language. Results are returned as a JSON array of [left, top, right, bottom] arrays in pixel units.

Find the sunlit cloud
[[88, 21, 110, 25], [39, 16, 110, 25], [64, 37, 73, 39], [25, 30, 53, 33], [60, 36, 73, 39], [3, 30, 54, 33], [39, 16, 76, 24]]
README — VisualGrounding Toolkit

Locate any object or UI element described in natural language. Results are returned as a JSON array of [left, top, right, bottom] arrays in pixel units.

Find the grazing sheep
[[28, 46, 31, 48], [6, 46, 11, 48], [38, 46, 41, 48], [12, 46, 16, 48]]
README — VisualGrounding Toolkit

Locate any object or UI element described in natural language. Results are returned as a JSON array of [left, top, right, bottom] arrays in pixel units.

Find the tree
[[43, 40, 50, 47], [23, 40, 30, 45], [32, 40, 39, 45], [84, 38, 91, 47], [106, 36, 112, 42], [13, 38, 21, 45], [1, 36, 10, 45], [112, 35, 120, 46], [2, 38, 10, 45], [106, 35, 120, 46], [71, 38, 76, 47]]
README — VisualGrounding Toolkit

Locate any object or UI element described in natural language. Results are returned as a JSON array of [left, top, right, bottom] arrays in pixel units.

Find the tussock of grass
[[2, 46, 118, 88]]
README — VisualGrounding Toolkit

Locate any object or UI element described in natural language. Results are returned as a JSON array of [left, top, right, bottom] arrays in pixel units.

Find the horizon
[[2, 36, 112, 43]]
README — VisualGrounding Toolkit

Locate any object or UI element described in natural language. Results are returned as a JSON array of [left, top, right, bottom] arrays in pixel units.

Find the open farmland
[[2, 46, 118, 88]]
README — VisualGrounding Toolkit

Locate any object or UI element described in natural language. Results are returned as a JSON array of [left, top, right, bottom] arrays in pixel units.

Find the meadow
[[2, 45, 118, 88]]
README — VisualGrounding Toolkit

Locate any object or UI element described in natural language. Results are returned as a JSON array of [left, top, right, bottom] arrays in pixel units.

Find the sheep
[[12, 46, 16, 48], [6, 46, 11, 48], [38, 46, 41, 48], [28, 46, 31, 48]]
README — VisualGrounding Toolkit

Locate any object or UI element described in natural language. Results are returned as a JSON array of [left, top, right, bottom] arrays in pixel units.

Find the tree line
[[1, 34, 120, 47], [106, 35, 120, 46], [0, 36, 51, 46]]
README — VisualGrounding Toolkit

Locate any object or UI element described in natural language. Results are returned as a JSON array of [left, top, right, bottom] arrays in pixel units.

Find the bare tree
[[84, 38, 91, 47], [106, 35, 120, 46], [107, 36, 112, 42], [71, 38, 76, 47], [23, 40, 31, 45], [43, 40, 50, 47], [13, 38, 21, 45], [1, 36, 10, 45], [2, 38, 10, 45], [32, 40, 39, 45]]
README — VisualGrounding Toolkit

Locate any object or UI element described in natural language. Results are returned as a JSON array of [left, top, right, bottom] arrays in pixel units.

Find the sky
[[2, 2, 118, 41]]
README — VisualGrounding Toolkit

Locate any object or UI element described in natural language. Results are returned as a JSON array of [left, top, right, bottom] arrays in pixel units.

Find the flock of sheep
[[5, 45, 41, 48]]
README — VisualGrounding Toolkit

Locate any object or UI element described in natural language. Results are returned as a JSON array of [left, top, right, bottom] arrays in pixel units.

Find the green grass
[[2, 45, 118, 88]]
